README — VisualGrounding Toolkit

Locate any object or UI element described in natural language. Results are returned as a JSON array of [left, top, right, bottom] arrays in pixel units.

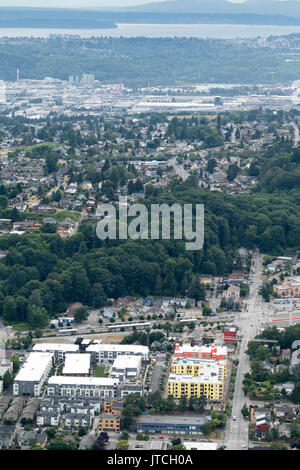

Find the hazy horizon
[[0, 0, 247, 8], [0, 0, 165, 7]]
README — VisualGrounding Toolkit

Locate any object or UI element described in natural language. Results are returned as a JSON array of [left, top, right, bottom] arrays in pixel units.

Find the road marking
[[272, 317, 300, 322]]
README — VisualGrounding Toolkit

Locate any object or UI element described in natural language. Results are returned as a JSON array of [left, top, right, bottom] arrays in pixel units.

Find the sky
[[0, 0, 165, 7], [0, 0, 261, 8]]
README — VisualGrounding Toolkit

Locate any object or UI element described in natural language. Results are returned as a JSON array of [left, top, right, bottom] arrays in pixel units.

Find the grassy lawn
[[20, 210, 81, 223], [54, 210, 81, 222], [15, 142, 57, 152], [93, 366, 109, 378], [20, 211, 45, 221], [9, 322, 30, 332]]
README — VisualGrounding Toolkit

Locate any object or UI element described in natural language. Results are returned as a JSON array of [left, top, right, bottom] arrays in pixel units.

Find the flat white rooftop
[[48, 376, 119, 387], [86, 344, 149, 355], [172, 357, 227, 367], [15, 352, 53, 383], [174, 344, 227, 356], [112, 355, 142, 370], [107, 322, 151, 329], [32, 343, 79, 353], [62, 354, 90, 376], [169, 363, 224, 384], [183, 441, 218, 451]]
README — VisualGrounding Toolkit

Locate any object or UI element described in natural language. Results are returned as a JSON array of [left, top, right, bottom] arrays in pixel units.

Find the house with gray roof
[[290, 350, 300, 374], [278, 423, 291, 439]]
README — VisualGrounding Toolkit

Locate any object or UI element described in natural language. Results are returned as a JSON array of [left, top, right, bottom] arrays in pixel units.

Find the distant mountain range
[[125, 0, 300, 18], [1, 3, 300, 29], [0, 8, 117, 29]]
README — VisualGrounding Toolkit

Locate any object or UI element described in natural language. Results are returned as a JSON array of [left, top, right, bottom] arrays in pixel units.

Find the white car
[[232, 416, 237, 421]]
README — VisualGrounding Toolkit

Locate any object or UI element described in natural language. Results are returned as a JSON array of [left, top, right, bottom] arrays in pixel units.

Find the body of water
[[1, 23, 300, 39]]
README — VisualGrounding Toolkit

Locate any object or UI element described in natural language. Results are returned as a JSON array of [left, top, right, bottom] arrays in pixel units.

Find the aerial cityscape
[[1, 0, 300, 458]]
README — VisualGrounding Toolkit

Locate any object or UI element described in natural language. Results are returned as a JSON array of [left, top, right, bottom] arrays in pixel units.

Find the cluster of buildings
[[9, 342, 149, 432], [265, 257, 293, 276], [0, 95, 297, 245], [7, 339, 231, 436], [251, 405, 299, 440], [101, 296, 202, 324], [3, 76, 298, 121], [274, 276, 300, 298], [4, 77, 126, 119], [13, 342, 149, 398]]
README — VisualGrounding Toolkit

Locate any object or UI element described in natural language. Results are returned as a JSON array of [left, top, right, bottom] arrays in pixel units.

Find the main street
[[224, 252, 264, 450]]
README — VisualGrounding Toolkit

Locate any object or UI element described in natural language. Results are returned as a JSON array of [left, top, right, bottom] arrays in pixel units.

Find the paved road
[[231, 125, 237, 144], [170, 157, 190, 181], [269, 314, 300, 325], [73, 206, 87, 235], [224, 252, 264, 450]]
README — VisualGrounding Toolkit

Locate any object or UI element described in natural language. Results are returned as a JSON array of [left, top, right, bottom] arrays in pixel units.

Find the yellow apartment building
[[170, 357, 227, 380], [99, 413, 121, 432], [168, 373, 224, 401]]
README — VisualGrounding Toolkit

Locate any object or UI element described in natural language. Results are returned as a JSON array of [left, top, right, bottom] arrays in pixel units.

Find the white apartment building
[[110, 355, 142, 382], [32, 343, 79, 360], [46, 376, 119, 399], [62, 354, 91, 377], [13, 352, 54, 397], [86, 344, 149, 364]]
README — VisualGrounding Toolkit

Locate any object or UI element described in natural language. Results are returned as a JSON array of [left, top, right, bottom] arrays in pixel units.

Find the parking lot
[[148, 354, 167, 393]]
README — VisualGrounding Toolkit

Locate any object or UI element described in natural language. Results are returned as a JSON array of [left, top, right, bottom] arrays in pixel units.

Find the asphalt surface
[[149, 354, 165, 393], [224, 252, 264, 450]]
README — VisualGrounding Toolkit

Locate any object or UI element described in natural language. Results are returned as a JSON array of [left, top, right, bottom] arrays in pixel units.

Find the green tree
[[116, 440, 129, 450], [74, 306, 89, 324], [3, 297, 17, 323], [11, 354, 20, 373], [241, 404, 249, 418], [27, 305, 49, 329], [2, 370, 13, 390]]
